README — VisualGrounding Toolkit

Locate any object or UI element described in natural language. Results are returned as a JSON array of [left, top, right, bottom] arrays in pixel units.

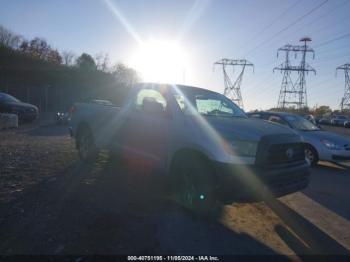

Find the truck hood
[[201, 116, 296, 141], [6, 101, 38, 110]]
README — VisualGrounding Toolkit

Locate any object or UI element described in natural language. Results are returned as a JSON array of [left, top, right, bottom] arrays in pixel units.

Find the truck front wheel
[[173, 154, 220, 217], [77, 126, 97, 162]]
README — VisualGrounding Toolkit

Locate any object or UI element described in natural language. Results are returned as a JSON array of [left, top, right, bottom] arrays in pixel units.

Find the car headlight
[[321, 139, 343, 150], [223, 139, 258, 157]]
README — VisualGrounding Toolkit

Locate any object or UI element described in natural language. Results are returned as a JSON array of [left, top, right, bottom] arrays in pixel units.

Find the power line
[[232, 1, 349, 109], [235, 0, 303, 51], [287, 0, 350, 37], [245, 40, 350, 97], [243, 9, 350, 96], [303, 6, 350, 38], [201, 0, 305, 58], [314, 33, 350, 48], [243, 0, 329, 57]]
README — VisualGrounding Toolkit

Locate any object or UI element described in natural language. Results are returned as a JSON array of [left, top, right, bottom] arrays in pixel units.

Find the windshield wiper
[[202, 113, 243, 118]]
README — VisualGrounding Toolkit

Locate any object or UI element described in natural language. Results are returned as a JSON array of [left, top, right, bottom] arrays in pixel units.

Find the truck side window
[[195, 97, 233, 115], [135, 89, 167, 112], [268, 115, 288, 126]]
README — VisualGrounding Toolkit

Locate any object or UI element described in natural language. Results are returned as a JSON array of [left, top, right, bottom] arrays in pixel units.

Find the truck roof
[[248, 111, 300, 117], [135, 82, 219, 94]]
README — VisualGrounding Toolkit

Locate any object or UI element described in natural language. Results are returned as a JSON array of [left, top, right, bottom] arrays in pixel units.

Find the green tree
[[76, 53, 97, 70], [314, 105, 332, 117], [18, 37, 62, 64], [47, 49, 62, 65], [112, 63, 140, 86]]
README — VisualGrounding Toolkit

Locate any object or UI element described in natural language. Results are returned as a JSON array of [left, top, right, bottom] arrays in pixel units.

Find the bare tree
[[94, 53, 110, 72], [62, 51, 75, 66], [101, 54, 110, 72], [0, 25, 22, 49], [94, 53, 103, 70], [112, 63, 140, 86]]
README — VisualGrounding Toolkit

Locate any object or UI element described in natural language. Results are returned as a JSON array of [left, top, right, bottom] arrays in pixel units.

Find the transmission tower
[[336, 63, 350, 110], [274, 37, 316, 109], [214, 58, 254, 109]]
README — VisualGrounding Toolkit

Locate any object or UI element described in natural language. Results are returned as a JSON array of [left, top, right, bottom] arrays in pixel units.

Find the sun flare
[[129, 39, 190, 84]]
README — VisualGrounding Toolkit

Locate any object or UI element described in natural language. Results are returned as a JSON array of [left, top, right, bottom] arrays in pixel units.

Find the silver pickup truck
[[69, 83, 310, 213]]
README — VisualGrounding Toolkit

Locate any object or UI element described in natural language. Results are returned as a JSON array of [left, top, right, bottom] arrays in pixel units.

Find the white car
[[331, 115, 349, 126]]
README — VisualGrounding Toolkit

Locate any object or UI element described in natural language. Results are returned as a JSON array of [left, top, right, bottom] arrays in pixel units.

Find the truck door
[[117, 86, 172, 173]]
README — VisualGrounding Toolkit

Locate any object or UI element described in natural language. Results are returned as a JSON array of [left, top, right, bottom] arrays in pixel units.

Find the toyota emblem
[[286, 148, 294, 159]]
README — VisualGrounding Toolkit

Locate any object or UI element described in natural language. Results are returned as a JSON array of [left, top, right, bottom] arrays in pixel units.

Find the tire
[[172, 153, 219, 217], [305, 145, 318, 167], [76, 126, 97, 162]]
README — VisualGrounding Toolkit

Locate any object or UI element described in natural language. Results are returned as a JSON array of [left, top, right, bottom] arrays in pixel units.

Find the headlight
[[223, 139, 258, 157], [321, 139, 343, 150], [11, 106, 21, 112]]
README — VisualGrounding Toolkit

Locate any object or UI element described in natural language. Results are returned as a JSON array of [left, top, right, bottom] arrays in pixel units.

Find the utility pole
[[214, 58, 254, 109], [336, 63, 350, 111], [274, 37, 316, 110]]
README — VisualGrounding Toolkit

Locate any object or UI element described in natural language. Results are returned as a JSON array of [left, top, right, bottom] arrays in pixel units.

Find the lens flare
[[129, 40, 190, 84]]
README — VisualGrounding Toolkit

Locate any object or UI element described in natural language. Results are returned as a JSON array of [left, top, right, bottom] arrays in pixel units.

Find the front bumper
[[332, 154, 350, 161], [330, 148, 350, 161], [18, 112, 38, 122], [213, 161, 310, 203]]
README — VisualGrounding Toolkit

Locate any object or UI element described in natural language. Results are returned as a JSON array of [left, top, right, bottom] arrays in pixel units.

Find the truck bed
[[69, 102, 122, 149]]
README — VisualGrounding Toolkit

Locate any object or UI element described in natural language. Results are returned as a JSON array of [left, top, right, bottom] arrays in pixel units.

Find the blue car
[[248, 111, 350, 166], [0, 92, 38, 123]]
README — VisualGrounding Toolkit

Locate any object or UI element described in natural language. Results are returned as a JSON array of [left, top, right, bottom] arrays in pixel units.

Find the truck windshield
[[174, 88, 247, 118]]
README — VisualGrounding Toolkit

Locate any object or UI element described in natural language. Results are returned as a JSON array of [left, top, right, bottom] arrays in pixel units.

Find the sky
[[0, 0, 350, 111]]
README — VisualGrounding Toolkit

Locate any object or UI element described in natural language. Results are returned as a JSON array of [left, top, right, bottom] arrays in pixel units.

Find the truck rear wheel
[[77, 127, 97, 162], [173, 154, 220, 217]]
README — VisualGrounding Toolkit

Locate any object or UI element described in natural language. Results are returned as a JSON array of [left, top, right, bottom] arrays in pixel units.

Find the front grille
[[255, 134, 305, 168], [26, 108, 36, 113], [255, 134, 307, 168], [266, 143, 305, 165]]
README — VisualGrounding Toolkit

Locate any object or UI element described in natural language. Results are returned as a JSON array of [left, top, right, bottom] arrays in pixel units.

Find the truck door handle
[[124, 116, 131, 122]]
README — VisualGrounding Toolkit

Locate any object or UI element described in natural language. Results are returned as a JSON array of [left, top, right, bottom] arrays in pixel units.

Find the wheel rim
[[181, 172, 197, 208], [305, 148, 314, 164]]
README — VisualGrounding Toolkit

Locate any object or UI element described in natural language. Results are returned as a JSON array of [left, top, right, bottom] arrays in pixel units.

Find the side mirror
[[142, 98, 165, 114]]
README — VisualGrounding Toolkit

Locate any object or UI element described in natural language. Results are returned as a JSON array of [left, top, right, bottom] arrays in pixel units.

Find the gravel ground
[[0, 123, 349, 257], [0, 124, 77, 203]]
